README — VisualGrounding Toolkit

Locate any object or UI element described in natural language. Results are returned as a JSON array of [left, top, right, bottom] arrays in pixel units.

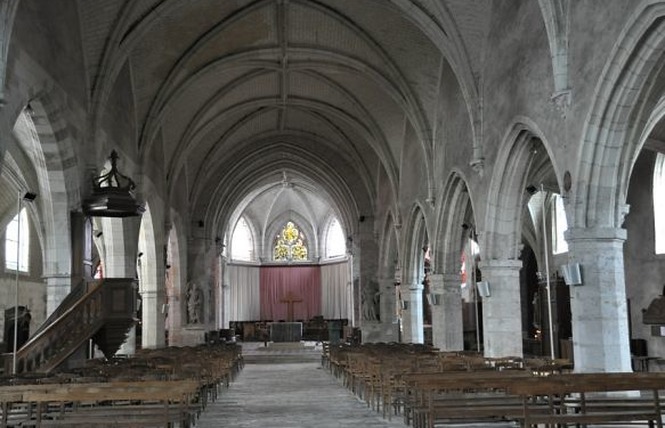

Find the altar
[[270, 322, 302, 342]]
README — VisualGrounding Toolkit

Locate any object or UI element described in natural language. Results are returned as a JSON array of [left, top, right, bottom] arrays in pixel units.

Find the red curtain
[[260, 266, 321, 321]]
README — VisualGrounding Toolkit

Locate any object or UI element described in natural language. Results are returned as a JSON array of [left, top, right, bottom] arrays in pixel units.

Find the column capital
[[140, 289, 165, 298], [429, 273, 462, 294], [431, 272, 462, 284], [565, 227, 627, 243], [42, 273, 72, 280], [478, 259, 522, 272], [402, 282, 423, 292]]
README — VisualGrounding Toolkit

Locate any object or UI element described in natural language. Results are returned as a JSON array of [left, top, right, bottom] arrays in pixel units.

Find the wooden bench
[[0, 380, 200, 427], [402, 371, 536, 428], [509, 373, 665, 428]]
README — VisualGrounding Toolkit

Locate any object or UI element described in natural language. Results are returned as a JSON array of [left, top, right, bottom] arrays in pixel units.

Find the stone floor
[[193, 343, 654, 427], [193, 361, 413, 427], [193, 342, 519, 428]]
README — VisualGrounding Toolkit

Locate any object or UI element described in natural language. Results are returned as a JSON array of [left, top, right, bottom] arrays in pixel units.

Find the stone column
[[430, 273, 463, 351], [565, 227, 632, 372], [140, 289, 165, 349], [400, 282, 424, 343], [377, 277, 397, 342], [220, 256, 231, 329], [103, 216, 141, 355], [181, 236, 213, 345], [479, 260, 523, 357]]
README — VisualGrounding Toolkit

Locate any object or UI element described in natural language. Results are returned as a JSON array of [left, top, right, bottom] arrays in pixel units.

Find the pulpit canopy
[[83, 150, 145, 217]]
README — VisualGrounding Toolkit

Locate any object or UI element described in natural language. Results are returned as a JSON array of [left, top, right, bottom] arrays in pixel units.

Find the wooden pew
[[0, 380, 200, 427], [401, 371, 536, 428], [0, 344, 244, 427], [509, 373, 665, 428]]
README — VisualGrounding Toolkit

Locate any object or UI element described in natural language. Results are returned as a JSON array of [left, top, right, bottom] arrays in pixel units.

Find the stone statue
[[186, 282, 203, 324], [362, 282, 380, 321], [532, 290, 542, 329]]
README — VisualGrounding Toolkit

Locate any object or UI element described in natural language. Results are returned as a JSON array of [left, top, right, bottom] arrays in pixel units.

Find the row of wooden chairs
[[325, 343, 665, 428], [0, 343, 243, 427], [324, 343, 572, 423]]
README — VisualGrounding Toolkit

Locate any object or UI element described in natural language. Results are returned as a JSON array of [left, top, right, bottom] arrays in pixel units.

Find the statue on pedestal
[[186, 282, 203, 325], [362, 282, 380, 321]]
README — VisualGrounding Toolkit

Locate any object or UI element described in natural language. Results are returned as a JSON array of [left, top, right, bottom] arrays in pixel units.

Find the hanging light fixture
[[83, 150, 145, 217]]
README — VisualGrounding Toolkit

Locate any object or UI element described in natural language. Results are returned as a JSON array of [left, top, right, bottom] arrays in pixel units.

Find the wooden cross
[[280, 291, 303, 322]]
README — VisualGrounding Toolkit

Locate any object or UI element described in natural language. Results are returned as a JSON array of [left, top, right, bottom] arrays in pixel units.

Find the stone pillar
[[479, 260, 523, 357], [181, 236, 215, 345], [565, 227, 632, 372], [430, 273, 463, 351], [103, 216, 141, 355], [220, 256, 231, 329], [45, 275, 72, 316], [377, 277, 397, 341], [400, 282, 424, 343], [140, 289, 165, 349]]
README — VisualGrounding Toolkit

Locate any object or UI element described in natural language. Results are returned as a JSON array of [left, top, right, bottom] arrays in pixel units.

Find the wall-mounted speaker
[[426, 293, 441, 306], [476, 281, 491, 298], [561, 263, 583, 286]]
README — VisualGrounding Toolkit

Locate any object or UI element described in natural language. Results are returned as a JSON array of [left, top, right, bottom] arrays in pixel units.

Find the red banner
[[259, 266, 321, 321]]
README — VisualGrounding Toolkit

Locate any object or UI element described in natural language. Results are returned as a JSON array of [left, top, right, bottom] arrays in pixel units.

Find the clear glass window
[[5, 208, 29, 272], [325, 218, 346, 258], [552, 194, 569, 255], [231, 217, 253, 261], [654, 153, 665, 254]]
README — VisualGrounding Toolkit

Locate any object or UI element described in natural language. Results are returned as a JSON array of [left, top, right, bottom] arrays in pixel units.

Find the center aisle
[[194, 361, 408, 428]]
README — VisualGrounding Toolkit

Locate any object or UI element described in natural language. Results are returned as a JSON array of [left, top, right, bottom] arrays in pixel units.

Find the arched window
[[274, 221, 308, 261], [654, 153, 665, 254], [552, 194, 569, 254], [325, 218, 346, 258], [5, 208, 29, 272], [231, 217, 253, 261]]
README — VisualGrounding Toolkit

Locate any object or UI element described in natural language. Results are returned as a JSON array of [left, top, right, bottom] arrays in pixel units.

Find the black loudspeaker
[[4, 307, 30, 353], [630, 338, 648, 357]]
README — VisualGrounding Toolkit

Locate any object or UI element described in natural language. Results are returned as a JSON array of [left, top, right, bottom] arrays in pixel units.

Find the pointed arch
[[576, 2, 665, 228], [484, 119, 561, 261], [379, 211, 400, 274], [433, 171, 476, 276], [403, 203, 430, 287]]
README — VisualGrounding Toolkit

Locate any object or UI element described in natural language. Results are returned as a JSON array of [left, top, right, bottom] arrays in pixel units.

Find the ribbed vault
[[77, 0, 478, 233]]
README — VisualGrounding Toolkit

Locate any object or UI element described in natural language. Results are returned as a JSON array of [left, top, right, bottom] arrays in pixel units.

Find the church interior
[[3, 0, 665, 426]]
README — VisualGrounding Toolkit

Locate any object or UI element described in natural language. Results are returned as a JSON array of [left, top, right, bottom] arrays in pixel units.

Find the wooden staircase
[[5, 278, 137, 374]]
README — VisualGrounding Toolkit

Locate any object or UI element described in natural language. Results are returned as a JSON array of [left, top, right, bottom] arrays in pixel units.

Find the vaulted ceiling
[[75, 0, 490, 236]]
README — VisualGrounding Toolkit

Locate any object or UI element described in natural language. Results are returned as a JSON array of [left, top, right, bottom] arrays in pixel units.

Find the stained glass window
[[274, 221, 308, 261]]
